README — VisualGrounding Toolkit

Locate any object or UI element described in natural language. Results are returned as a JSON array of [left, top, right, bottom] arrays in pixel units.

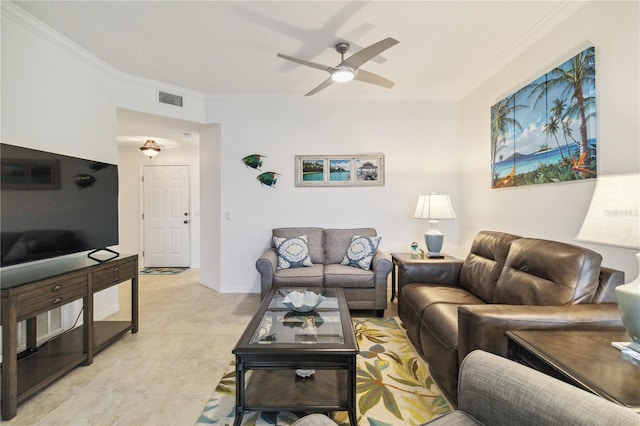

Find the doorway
[[142, 165, 190, 267]]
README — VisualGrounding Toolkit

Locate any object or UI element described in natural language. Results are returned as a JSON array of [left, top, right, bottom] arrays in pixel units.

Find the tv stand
[[0, 254, 138, 420]]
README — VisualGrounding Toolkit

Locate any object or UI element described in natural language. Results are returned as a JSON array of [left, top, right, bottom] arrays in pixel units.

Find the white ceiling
[[12, 0, 583, 146], [14, 0, 580, 97]]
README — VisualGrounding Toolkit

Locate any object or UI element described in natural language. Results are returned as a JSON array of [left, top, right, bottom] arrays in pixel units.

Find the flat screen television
[[1, 143, 119, 267]]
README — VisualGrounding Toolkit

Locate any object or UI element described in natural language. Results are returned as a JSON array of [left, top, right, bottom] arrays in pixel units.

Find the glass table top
[[250, 310, 344, 344], [249, 288, 343, 345], [268, 287, 339, 310]]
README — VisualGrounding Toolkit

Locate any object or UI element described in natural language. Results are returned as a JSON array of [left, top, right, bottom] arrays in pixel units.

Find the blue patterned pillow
[[273, 235, 314, 269], [341, 235, 381, 270]]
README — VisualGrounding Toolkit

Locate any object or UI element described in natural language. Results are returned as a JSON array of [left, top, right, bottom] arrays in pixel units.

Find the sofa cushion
[[458, 231, 520, 303], [273, 264, 324, 286], [324, 263, 374, 288], [401, 284, 484, 353], [273, 235, 313, 269], [324, 228, 377, 264], [494, 238, 602, 305], [341, 235, 381, 270], [273, 227, 324, 264]]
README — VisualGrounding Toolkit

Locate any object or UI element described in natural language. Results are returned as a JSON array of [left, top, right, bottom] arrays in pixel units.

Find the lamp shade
[[576, 174, 640, 249], [576, 173, 640, 353], [413, 194, 457, 220]]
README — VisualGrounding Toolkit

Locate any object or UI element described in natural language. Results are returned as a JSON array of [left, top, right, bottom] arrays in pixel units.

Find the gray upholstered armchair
[[256, 227, 392, 317], [292, 350, 639, 425]]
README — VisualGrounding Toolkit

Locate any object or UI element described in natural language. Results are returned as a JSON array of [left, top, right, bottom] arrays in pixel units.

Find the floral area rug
[[195, 317, 451, 425]]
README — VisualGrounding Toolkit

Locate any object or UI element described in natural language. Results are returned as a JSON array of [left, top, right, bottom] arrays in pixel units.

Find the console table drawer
[[16, 275, 88, 319], [92, 259, 137, 292]]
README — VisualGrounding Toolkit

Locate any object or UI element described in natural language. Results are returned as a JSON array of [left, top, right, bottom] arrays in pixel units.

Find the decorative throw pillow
[[273, 235, 314, 269], [341, 235, 381, 270]]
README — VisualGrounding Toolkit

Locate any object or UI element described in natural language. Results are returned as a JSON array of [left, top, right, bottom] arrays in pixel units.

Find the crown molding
[[455, 0, 588, 99], [2, 1, 119, 78]]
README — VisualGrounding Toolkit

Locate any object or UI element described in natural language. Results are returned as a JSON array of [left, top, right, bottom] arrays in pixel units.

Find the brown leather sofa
[[397, 230, 625, 405]]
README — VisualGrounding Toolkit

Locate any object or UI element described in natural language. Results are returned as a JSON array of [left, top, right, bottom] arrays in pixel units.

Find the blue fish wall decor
[[257, 172, 280, 187], [242, 154, 265, 170]]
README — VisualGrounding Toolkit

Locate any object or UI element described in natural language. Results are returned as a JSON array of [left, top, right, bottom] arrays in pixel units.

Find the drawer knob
[[52, 297, 63, 305], [52, 284, 63, 292], [113, 276, 120, 282], [113, 267, 120, 272]]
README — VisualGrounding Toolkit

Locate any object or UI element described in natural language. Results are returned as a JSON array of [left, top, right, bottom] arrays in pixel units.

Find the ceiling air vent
[[158, 91, 183, 107]]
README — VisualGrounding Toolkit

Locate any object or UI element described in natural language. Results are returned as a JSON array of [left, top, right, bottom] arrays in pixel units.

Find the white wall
[[459, 1, 640, 280], [205, 96, 460, 292], [1, 4, 120, 320]]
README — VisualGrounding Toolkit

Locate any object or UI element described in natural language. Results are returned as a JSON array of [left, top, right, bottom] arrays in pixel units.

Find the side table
[[390, 252, 458, 301], [506, 329, 639, 412]]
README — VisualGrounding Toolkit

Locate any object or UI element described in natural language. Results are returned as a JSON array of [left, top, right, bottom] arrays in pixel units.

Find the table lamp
[[413, 193, 456, 258], [576, 173, 640, 352]]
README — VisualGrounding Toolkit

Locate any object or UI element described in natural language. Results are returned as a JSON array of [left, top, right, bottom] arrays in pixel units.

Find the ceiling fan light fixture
[[140, 139, 161, 158], [331, 67, 355, 83]]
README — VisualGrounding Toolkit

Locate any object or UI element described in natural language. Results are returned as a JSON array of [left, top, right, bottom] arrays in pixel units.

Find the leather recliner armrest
[[457, 304, 624, 363], [397, 259, 464, 294]]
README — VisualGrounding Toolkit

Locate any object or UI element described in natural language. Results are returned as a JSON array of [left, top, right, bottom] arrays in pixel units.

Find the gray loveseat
[[256, 227, 392, 317]]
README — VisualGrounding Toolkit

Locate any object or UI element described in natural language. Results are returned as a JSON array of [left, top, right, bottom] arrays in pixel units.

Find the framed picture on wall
[[490, 46, 597, 188], [295, 154, 385, 187]]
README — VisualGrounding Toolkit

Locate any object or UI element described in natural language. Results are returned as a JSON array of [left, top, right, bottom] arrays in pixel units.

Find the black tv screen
[[1, 143, 119, 267]]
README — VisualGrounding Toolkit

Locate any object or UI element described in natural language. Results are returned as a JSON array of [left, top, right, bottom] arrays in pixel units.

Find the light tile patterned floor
[[6, 269, 397, 425]]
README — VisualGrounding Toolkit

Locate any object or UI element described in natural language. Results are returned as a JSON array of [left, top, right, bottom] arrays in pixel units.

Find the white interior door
[[143, 165, 190, 267]]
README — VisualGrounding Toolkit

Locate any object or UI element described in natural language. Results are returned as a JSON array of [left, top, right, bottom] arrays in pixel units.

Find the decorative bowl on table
[[282, 290, 324, 312]]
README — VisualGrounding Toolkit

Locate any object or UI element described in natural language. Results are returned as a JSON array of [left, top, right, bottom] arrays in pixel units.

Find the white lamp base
[[615, 253, 640, 352]]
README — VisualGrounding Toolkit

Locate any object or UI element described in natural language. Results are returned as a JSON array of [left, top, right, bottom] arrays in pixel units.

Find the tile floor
[[6, 269, 397, 425]]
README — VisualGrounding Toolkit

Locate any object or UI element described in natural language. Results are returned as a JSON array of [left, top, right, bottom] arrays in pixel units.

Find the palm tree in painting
[[490, 93, 526, 179], [529, 47, 596, 169], [543, 115, 566, 162]]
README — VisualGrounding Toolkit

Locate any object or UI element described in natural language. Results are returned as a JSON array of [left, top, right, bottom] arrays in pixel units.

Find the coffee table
[[232, 287, 358, 425]]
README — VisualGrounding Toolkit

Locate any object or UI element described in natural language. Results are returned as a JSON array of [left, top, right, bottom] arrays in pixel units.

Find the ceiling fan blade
[[343, 37, 399, 69], [354, 69, 395, 89], [305, 77, 335, 96], [277, 53, 331, 72]]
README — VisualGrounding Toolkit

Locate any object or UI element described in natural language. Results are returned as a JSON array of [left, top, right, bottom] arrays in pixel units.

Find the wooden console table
[[507, 329, 639, 412], [0, 254, 138, 420]]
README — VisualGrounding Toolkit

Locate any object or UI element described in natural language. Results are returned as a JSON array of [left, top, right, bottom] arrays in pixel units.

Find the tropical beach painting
[[329, 159, 351, 182], [295, 154, 385, 186], [491, 46, 596, 188], [301, 159, 324, 182]]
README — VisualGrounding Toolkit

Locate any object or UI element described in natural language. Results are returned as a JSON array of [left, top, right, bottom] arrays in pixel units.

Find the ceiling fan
[[277, 37, 399, 96]]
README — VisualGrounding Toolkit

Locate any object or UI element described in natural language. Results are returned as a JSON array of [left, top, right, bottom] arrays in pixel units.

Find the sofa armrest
[[256, 248, 278, 299], [397, 259, 463, 294], [457, 304, 624, 362], [371, 250, 392, 276], [445, 350, 639, 425]]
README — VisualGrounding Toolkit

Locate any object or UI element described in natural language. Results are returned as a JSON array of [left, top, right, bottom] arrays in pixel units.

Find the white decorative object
[[295, 369, 316, 377], [577, 173, 640, 352], [413, 193, 456, 258], [283, 290, 324, 312]]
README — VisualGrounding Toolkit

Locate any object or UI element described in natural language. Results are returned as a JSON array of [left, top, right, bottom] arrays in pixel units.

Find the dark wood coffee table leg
[[234, 355, 244, 426], [348, 356, 357, 425]]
